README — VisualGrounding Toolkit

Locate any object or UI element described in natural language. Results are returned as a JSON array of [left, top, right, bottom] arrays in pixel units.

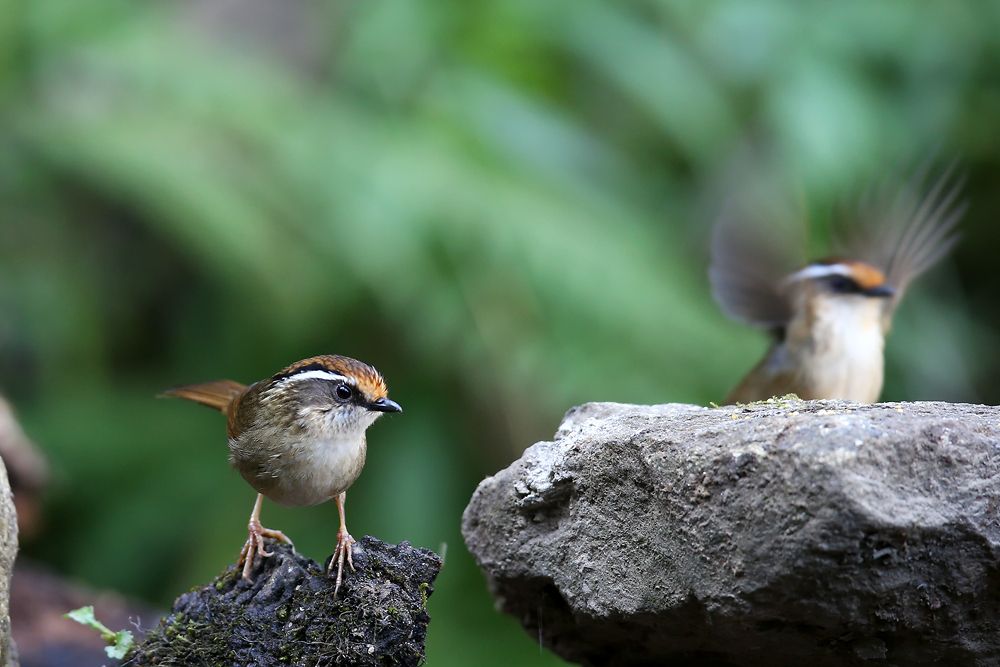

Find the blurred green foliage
[[2, 1, 999, 664]]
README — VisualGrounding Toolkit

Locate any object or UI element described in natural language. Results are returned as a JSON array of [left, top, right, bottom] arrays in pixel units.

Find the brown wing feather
[[724, 345, 803, 404], [706, 144, 813, 332], [160, 380, 247, 413], [709, 187, 807, 331]]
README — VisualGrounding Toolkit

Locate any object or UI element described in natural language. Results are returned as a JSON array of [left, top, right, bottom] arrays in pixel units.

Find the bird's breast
[[800, 311, 886, 402], [229, 429, 368, 507]]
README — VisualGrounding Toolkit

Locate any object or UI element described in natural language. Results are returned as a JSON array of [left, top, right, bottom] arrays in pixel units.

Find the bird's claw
[[237, 519, 292, 580], [329, 529, 356, 597]]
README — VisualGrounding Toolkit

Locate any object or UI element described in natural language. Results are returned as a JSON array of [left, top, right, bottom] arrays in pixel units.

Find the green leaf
[[65, 606, 112, 638], [65, 606, 134, 658], [105, 630, 135, 659]]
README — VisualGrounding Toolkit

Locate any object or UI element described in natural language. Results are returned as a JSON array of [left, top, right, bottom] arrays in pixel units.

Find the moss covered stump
[[129, 536, 441, 666]]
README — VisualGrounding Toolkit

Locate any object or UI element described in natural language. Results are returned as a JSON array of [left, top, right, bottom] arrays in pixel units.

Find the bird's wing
[[838, 160, 966, 329], [709, 189, 807, 332], [724, 346, 802, 404]]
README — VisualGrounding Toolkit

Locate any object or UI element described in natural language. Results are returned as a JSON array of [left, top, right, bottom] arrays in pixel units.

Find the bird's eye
[[336, 384, 353, 400]]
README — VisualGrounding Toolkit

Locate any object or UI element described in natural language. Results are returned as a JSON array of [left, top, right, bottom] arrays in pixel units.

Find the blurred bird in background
[[711, 162, 966, 404]]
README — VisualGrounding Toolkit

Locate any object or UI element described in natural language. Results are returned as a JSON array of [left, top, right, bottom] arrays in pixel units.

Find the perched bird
[[163, 355, 402, 594], [710, 163, 965, 404]]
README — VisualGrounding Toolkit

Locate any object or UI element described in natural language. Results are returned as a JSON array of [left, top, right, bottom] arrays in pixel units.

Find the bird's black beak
[[369, 397, 403, 413], [864, 284, 896, 298]]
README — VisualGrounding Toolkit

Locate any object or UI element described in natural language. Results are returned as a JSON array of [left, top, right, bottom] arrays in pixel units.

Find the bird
[[710, 162, 965, 404], [162, 355, 402, 595]]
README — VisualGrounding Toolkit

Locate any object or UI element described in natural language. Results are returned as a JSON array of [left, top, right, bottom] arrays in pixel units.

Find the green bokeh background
[[2, 1, 999, 665]]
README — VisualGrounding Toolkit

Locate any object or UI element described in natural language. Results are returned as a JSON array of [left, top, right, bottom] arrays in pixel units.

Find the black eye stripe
[[825, 275, 862, 294]]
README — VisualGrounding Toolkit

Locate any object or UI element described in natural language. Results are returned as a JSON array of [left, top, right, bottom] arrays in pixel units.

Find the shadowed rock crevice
[[463, 400, 1000, 666], [128, 536, 441, 667]]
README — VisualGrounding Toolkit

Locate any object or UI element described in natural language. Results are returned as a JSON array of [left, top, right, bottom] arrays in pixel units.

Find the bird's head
[[263, 355, 402, 435], [785, 259, 895, 300], [782, 259, 895, 330]]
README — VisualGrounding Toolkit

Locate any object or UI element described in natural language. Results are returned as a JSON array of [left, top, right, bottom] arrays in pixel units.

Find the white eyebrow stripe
[[784, 263, 852, 284], [280, 370, 350, 384]]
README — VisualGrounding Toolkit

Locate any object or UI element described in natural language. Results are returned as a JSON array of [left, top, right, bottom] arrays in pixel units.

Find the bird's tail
[[160, 380, 247, 413]]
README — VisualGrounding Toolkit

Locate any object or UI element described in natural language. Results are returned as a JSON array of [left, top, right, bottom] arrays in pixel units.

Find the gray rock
[[462, 400, 1000, 666], [0, 458, 17, 667]]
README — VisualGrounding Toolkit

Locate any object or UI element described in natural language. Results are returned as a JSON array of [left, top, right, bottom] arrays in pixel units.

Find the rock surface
[[0, 458, 18, 667], [462, 400, 1000, 666], [128, 536, 441, 667]]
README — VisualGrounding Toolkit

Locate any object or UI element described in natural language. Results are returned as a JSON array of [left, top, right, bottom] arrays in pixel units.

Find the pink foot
[[328, 529, 356, 597], [237, 519, 292, 580]]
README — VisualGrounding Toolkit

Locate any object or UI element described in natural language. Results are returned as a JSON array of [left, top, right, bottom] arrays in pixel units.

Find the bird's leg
[[328, 491, 356, 596], [237, 493, 292, 580]]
